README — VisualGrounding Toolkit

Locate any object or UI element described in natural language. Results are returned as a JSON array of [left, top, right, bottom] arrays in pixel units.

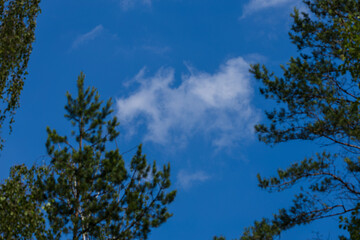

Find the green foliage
[[0, 164, 48, 239], [0, 2, 42, 233], [214, 236, 227, 240], [216, 0, 360, 239], [239, 219, 281, 240], [0, 73, 176, 239], [42, 72, 176, 239], [339, 209, 360, 240], [0, 0, 41, 147]]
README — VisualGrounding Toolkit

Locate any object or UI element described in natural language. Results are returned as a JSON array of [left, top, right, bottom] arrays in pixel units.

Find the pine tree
[[43, 72, 176, 239], [216, 0, 360, 239], [0, 72, 176, 239]]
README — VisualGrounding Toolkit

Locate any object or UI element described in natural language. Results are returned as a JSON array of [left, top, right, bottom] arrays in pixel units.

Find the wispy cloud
[[142, 45, 171, 55], [241, 0, 295, 18], [72, 25, 104, 49], [244, 53, 267, 64], [119, 0, 152, 10], [177, 170, 210, 190], [116, 57, 259, 148]]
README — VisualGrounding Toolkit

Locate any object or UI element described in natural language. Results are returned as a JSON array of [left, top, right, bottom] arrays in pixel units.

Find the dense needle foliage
[[216, 0, 360, 239], [0, 73, 176, 240]]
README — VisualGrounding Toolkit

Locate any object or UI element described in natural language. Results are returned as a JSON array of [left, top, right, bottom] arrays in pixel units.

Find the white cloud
[[116, 57, 259, 148], [72, 25, 104, 49], [177, 170, 210, 190], [119, 0, 152, 10], [241, 0, 295, 18]]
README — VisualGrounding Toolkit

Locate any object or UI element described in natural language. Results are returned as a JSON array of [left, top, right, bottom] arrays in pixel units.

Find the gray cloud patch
[[241, 0, 295, 18], [72, 25, 104, 49], [119, 0, 152, 10], [177, 170, 210, 190]]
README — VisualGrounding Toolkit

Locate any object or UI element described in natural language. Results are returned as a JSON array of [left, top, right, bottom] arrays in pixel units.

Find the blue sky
[[0, 0, 346, 239]]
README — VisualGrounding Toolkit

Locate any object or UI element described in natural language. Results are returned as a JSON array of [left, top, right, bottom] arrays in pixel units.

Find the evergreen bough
[[216, 0, 360, 239], [0, 73, 176, 239]]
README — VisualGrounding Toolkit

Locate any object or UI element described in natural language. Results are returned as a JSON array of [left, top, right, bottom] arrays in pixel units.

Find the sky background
[[0, 0, 347, 239]]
